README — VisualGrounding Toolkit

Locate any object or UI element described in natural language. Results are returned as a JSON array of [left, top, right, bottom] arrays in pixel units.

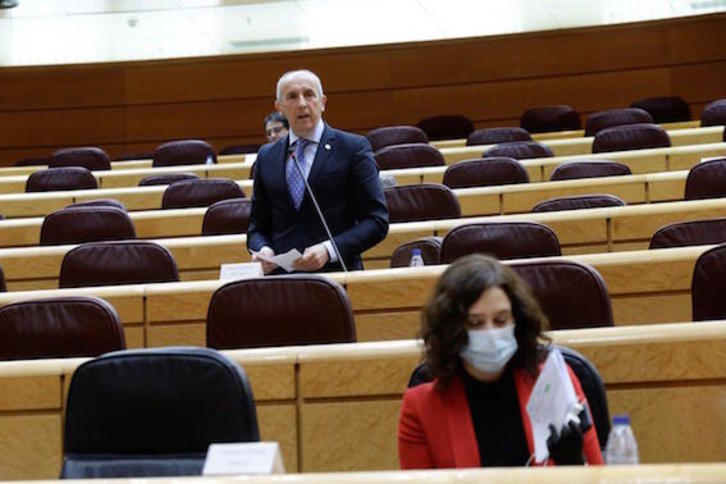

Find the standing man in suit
[[247, 69, 389, 273]]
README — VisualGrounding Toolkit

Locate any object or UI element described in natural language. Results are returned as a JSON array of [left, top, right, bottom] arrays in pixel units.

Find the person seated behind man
[[263, 112, 289, 144], [398, 254, 603, 468]]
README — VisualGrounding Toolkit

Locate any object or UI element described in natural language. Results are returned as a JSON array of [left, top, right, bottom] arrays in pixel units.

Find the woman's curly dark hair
[[422, 254, 550, 389]]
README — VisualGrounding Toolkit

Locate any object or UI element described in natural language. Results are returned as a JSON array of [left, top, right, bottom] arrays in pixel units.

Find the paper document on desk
[[254, 249, 302, 273], [525, 348, 579, 463]]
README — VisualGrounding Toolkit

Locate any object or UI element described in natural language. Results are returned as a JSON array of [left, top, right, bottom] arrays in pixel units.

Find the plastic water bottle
[[605, 415, 639, 464], [205, 153, 214, 165], [409, 248, 424, 267]]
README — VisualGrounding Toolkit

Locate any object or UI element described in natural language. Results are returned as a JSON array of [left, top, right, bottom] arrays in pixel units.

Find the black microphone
[[289, 143, 348, 272]]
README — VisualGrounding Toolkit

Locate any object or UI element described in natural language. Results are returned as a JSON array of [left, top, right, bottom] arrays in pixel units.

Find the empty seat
[[520, 105, 581, 133], [66, 198, 126, 211], [416, 115, 474, 141], [61, 347, 259, 478], [584, 108, 654, 137], [50, 147, 111, 171], [207, 275, 356, 349], [550, 160, 632, 181], [465, 127, 532, 146], [692, 245, 726, 321], [390, 236, 443, 268], [14, 157, 47, 167], [25, 167, 97, 192], [374, 143, 445, 170], [685, 158, 726, 200], [0, 296, 125, 361], [482, 141, 553, 160], [219, 144, 260, 155], [384, 184, 461, 223], [367, 126, 428, 152], [162, 179, 244, 209], [440, 222, 561, 263], [650, 218, 726, 249], [442, 157, 529, 189], [511, 260, 613, 329], [592, 123, 670, 153], [630, 96, 691, 123], [700, 99, 726, 127], [59, 241, 179, 289], [139, 173, 200, 187], [532, 194, 626, 212], [201, 198, 252, 235], [153, 140, 216, 167], [40, 206, 136, 246]]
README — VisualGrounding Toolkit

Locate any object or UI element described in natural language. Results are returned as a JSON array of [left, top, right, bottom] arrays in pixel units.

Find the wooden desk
[[1, 322, 724, 478]]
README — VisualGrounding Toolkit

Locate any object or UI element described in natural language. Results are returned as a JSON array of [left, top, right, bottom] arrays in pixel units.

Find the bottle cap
[[411, 249, 422, 256], [613, 414, 631, 425]]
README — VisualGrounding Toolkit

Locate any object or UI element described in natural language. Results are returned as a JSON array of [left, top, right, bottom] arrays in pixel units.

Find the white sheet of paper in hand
[[254, 249, 302, 273], [525, 348, 579, 463]]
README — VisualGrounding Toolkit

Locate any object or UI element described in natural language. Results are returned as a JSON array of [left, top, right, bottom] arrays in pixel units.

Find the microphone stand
[[290, 148, 348, 272]]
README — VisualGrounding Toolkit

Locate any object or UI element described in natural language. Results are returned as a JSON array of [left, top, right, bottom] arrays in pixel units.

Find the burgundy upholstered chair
[[201, 198, 252, 235], [0, 296, 126, 360], [442, 157, 529, 189], [482, 141, 553, 160], [684, 158, 726, 200], [549, 160, 631, 181], [390, 236, 443, 268], [384, 184, 461, 223], [584, 108, 654, 137], [532, 194, 626, 213], [691, 244, 726, 321], [161, 179, 244, 209], [416, 115, 474, 141], [153, 140, 216, 167], [367, 126, 428, 152], [207, 275, 356, 349], [59, 241, 179, 288], [440, 222, 561, 263], [520, 105, 581, 133], [630, 96, 691, 123], [40, 206, 136, 246], [649, 218, 726, 249], [374, 143, 445, 170], [466, 127, 531, 146], [591, 123, 670, 153], [25, 167, 98, 192], [50, 147, 111, 171], [139, 173, 200, 187], [700, 99, 726, 127]]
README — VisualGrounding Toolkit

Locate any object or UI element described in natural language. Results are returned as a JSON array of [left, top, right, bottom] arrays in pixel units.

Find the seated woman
[[398, 254, 603, 468]]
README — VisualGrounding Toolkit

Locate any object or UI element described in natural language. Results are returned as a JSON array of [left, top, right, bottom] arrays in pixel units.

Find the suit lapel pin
[[324, 143, 331, 151]]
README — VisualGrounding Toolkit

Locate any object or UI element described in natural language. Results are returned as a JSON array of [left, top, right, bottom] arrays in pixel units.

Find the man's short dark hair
[[263, 112, 289, 129]]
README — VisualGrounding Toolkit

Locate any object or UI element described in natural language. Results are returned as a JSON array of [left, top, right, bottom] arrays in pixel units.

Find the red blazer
[[398, 365, 604, 469]]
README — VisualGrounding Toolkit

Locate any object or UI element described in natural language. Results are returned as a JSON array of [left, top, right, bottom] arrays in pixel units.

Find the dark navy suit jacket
[[247, 123, 389, 272]]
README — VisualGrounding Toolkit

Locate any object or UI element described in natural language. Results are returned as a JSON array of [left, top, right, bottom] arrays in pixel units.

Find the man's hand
[[293, 243, 330, 271], [251, 246, 277, 274]]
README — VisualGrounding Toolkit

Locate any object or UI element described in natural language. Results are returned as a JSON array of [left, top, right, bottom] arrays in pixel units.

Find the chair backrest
[[50, 147, 111, 171], [520, 105, 581, 133], [700, 99, 726, 127], [374, 143, 445, 170], [511, 259, 613, 329], [219, 144, 260, 155], [66, 199, 127, 211], [650, 218, 726, 249], [390, 236, 443, 268], [0, 296, 125, 361], [153, 140, 216, 167], [59, 241, 180, 289], [367, 125, 428, 152], [416, 115, 474, 140], [532, 194, 626, 213], [25, 167, 97, 192], [61, 347, 259, 478], [207, 275, 356, 349], [549, 160, 632, 181], [692, 244, 726, 321], [138, 173, 200, 187], [161, 179, 244, 209], [466, 127, 532, 146], [201, 198, 252, 236], [591, 123, 670, 153], [40, 206, 136, 246], [584, 107, 654, 137], [440, 222, 561, 263], [384, 184, 461, 223], [442, 157, 529, 189], [684, 158, 726, 200], [482, 141, 553, 160], [630, 96, 691, 123]]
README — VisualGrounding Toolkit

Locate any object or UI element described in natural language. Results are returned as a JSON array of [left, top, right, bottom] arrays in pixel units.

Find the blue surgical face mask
[[460, 325, 518, 375]]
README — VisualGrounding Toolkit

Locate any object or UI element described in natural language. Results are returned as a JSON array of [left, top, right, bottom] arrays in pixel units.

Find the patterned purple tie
[[287, 138, 310, 210]]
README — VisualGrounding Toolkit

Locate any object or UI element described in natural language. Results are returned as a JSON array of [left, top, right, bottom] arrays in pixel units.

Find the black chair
[[162, 179, 245, 209], [153, 140, 216, 167], [532, 194, 626, 213], [416, 115, 474, 141], [50, 147, 111, 171], [630, 96, 691, 123], [384, 184, 461, 223], [61, 347, 259, 478], [26, 167, 97, 192], [482, 141, 553, 160], [700, 99, 726, 127], [691, 244, 726, 321], [584, 108, 654, 137], [374, 143, 445, 170], [40, 206, 136, 246], [466, 127, 531, 146], [367, 126, 428, 152], [201, 198, 252, 235], [443, 157, 529, 189], [549, 161, 631, 181], [650, 218, 726, 249], [591, 123, 670, 153], [684, 158, 726, 200], [520, 105, 581, 133]]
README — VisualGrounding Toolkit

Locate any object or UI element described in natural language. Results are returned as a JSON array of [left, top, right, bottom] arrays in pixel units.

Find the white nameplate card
[[202, 441, 285, 476], [219, 262, 263, 281]]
